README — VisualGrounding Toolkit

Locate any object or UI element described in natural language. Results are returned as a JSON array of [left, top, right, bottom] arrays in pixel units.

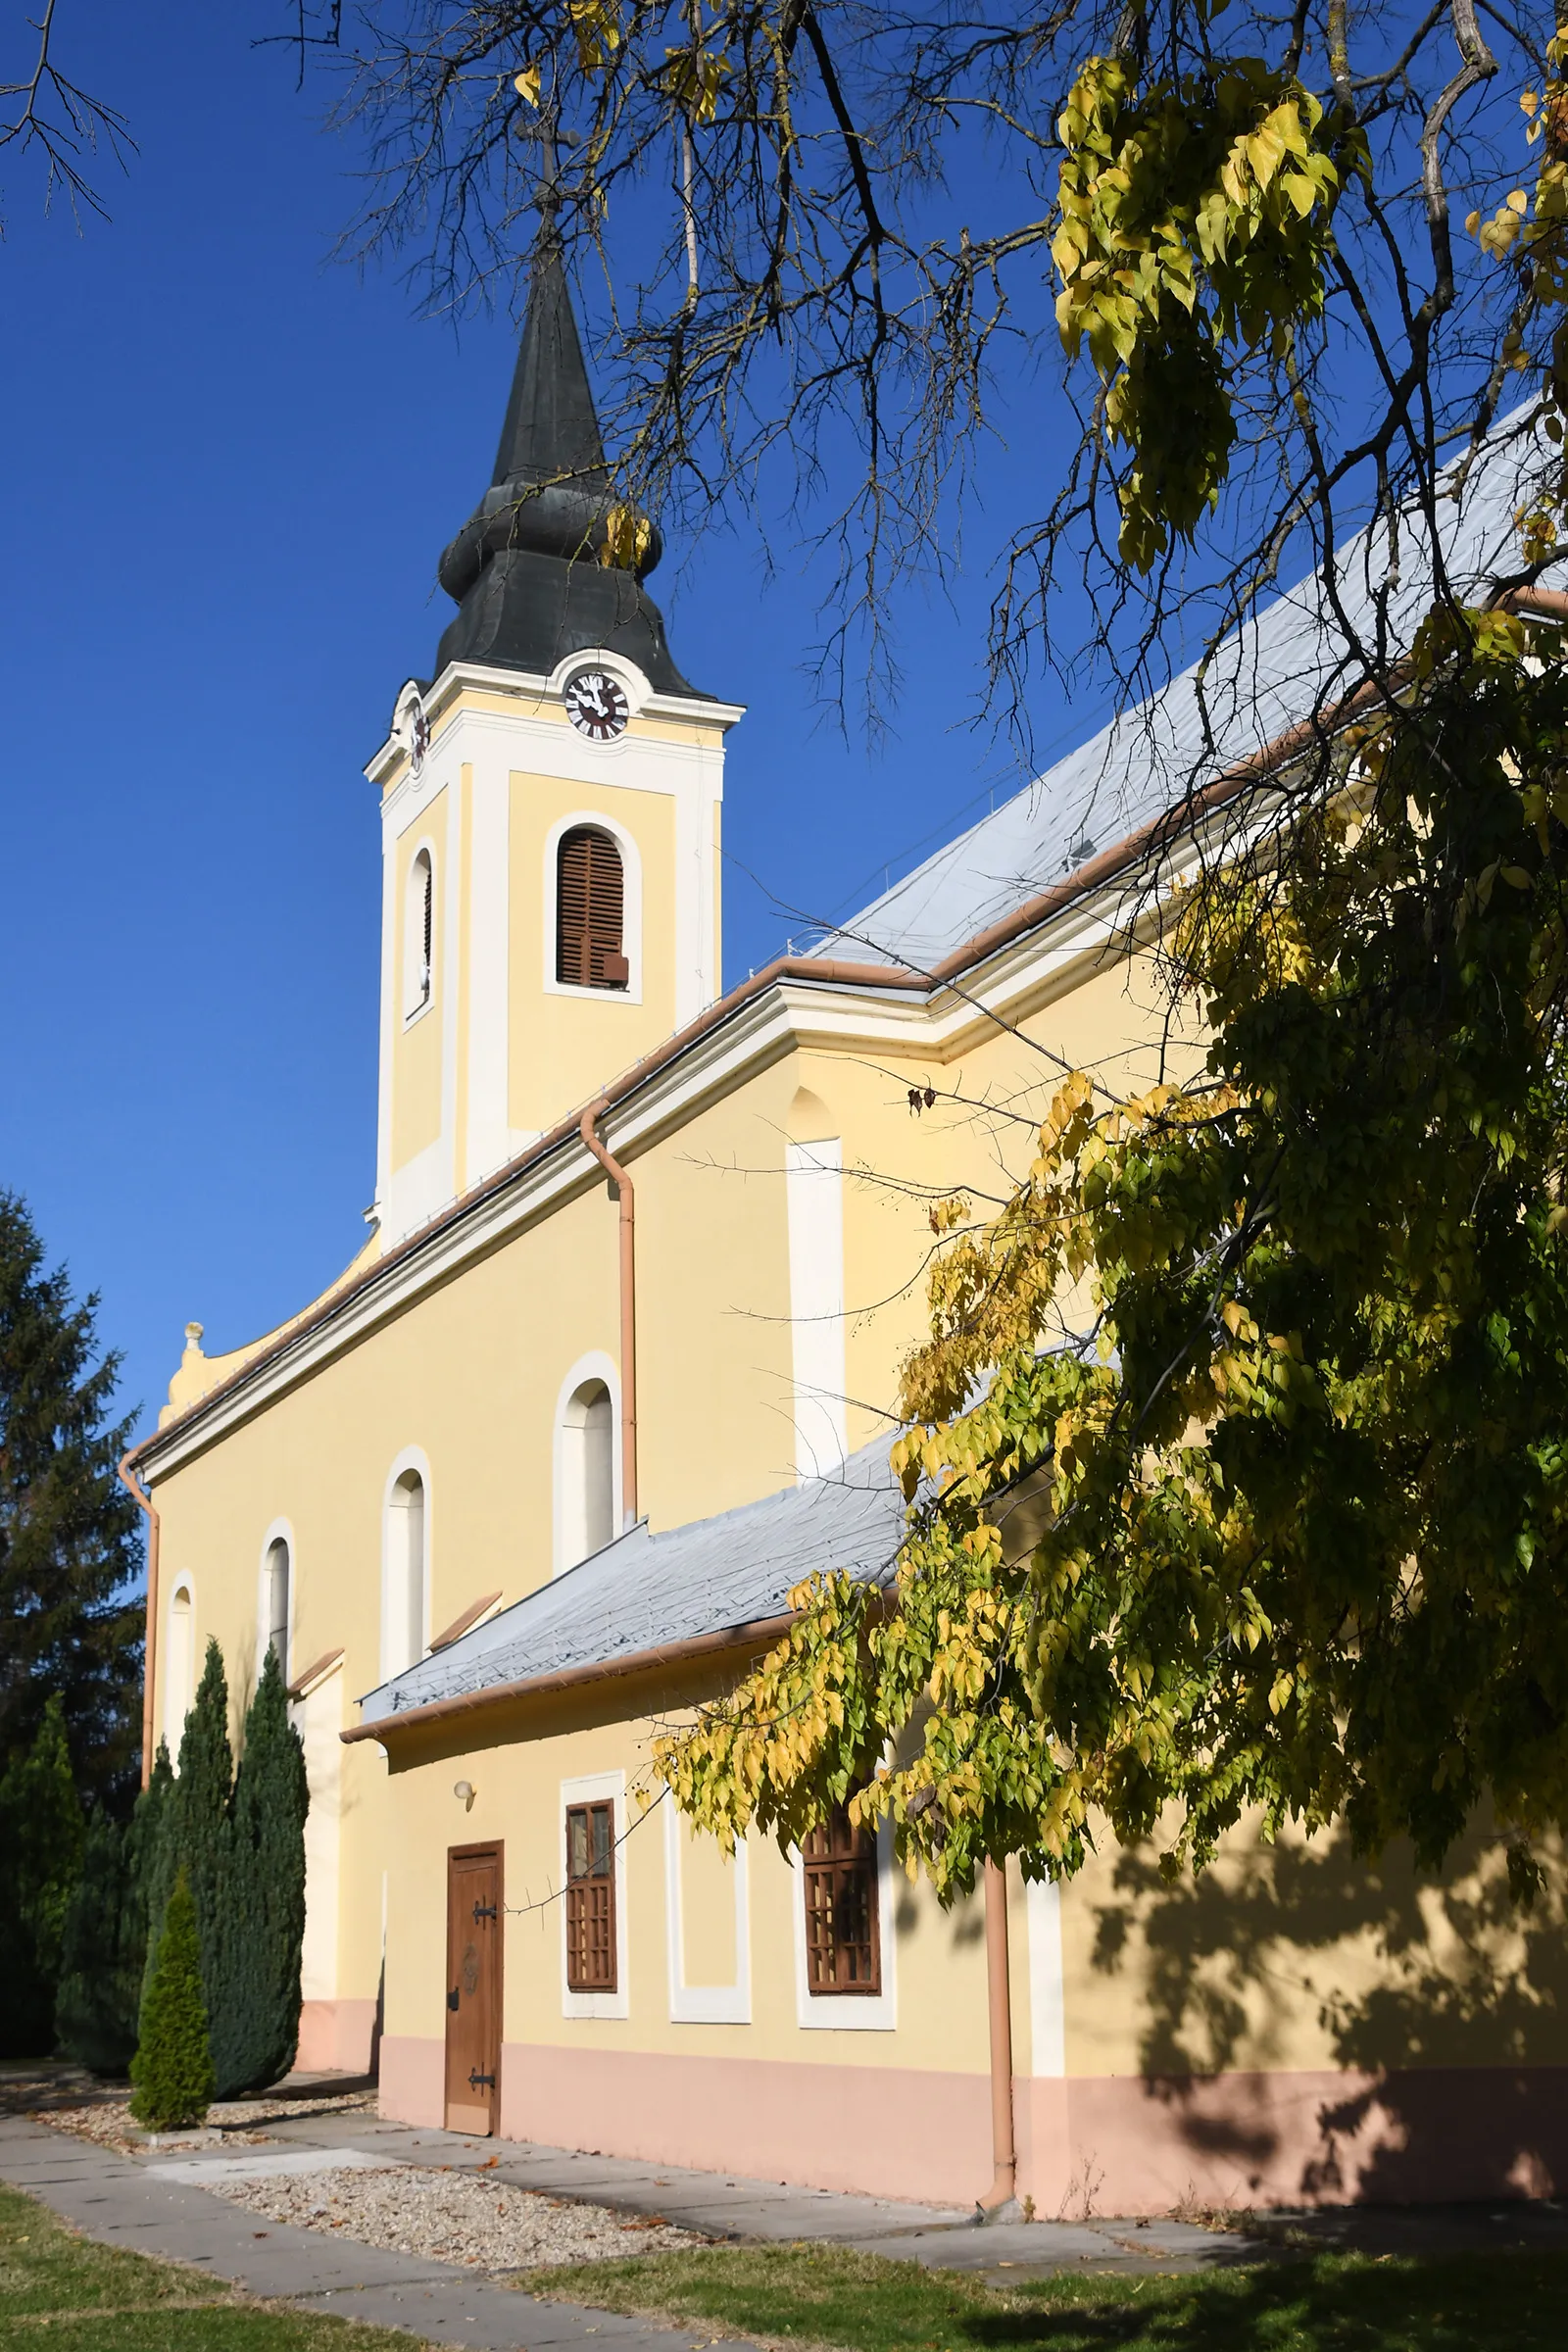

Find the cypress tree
[[129, 1869, 214, 2131], [225, 1647, 310, 2092], [128, 1740, 177, 2050], [0, 1695, 85, 2055], [55, 1810, 139, 2074], [0, 1193, 144, 1812], [128, 1740, 175, 1977], [160, 1640, 247, 2096]]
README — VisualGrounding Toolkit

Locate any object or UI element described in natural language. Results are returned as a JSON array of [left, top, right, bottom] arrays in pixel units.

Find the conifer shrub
[[129, 1869, 215, 2131], [135, 1644, 310, 2098], [55, 1811, 139, 2074], [132, 1741, 175, 1991], [0, 1695, 85, 2056], [224, 1646, 310, 2092], [55, 1749, 169, 2075]]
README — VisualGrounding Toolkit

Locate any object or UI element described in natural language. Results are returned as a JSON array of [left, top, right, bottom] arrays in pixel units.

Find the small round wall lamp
[[454, 1780, 476, 1811]]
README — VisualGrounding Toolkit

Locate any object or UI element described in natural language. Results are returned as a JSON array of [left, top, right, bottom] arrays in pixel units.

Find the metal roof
[[363, 409, 1561, 1730], [361, 1437, 905, 1721], [809, 408, 1555, 971]]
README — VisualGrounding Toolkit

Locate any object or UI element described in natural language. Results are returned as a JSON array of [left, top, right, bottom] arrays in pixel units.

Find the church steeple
[[433, 224, 700, 695]]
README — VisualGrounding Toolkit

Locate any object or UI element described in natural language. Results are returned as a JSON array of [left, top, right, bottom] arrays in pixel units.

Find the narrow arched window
[[557, 827, 628, 990], [561, 1382, 614, 1567], [386, 1469, 427, 1675], [404, 848, 434, 1018], [265, 1538, 291, 1682], [165, 1583, 194, 1752]]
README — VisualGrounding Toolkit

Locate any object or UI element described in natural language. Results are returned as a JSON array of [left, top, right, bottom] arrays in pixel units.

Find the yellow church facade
[[129, 246, 1568, 2217]]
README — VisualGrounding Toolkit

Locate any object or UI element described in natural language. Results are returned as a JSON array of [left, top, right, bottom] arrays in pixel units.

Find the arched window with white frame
[[164, 1579, 195, 1754], [383, 1462, 428, 1679], [403, 846, 434, 1020], [264, 1537, 291, 1682], [560, 1380, 615, 1569]]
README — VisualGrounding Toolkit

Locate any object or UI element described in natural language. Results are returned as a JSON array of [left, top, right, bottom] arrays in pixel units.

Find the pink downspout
[[118, 1449, 160, 1790], [979, 1857, 1018, 2214]]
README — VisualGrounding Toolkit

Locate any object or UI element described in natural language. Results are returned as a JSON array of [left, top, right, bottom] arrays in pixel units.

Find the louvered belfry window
[[802, 1805, 881, 1994], [557, 826, 629, 990], [565, 1800, 617, 1990]]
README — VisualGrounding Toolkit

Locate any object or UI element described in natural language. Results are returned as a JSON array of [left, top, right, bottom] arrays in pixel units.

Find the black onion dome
[[434, 228, 700, 696]]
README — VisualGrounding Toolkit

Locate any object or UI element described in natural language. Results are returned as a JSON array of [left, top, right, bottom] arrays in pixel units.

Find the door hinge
[[472, 1900, 498, 1923], [447, 1986, 460, 2012], [467, 2068, 495, 2091]]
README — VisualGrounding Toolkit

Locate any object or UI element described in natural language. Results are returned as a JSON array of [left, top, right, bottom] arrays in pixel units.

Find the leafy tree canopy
[[0, 1192, 143, 1810], [657, 611, 1568, 1902], [293, 1, 1568, 728], [289, 4, 1568, 1896]]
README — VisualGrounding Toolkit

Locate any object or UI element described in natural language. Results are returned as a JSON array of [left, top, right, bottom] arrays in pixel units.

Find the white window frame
[[542, 810, 644, 1006], [560, 1769, 630, 2021], [790, 1811, 898, 2031], [552, 1351, 623, 1571], [402, 840, 437, 1027], [255, 1517, 296, 1686], [380, 1446, 432, 1683], [662, 1799, 751, 2024], [163, 1574, 197, 1756]]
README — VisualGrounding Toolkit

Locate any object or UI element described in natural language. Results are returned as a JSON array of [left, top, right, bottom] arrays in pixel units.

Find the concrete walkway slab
[[0, 2119, 760, 2351], [149, 2146, 400, 2184]]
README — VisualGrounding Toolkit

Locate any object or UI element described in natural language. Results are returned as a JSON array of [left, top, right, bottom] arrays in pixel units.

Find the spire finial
[[429, 172, 704, 696]]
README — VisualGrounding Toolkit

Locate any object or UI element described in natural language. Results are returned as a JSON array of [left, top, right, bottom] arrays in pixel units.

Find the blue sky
[[3, 1, 1101, 1442]]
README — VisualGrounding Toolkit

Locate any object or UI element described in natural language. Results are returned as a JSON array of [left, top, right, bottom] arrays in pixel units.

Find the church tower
[[366, 226, 742, 1248]]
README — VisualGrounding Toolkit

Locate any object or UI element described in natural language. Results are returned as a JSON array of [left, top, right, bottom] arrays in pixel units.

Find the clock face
[[564, 668, 629, 741]]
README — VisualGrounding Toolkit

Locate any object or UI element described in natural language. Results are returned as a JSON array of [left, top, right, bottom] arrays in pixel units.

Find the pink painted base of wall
[[504, 2044, 991, 2205], [374, 2037, 1568, 2212], [379, 2034, 446, 2129], [295, 1999, 378, 2077], [1025, 2066, 1568, 2213]]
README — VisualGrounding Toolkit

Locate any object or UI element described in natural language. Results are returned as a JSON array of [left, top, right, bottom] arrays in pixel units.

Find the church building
[[127, 233, 1568, 2217]]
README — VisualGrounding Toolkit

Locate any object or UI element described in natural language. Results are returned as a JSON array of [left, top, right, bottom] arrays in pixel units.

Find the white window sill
[[545, 977, 642, 1006]]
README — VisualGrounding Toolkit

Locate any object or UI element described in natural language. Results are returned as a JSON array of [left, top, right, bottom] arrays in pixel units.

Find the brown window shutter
[[802, 1804, 881, 1994], [557, 828, 627, 990], [564, 1799, 617, 1990]]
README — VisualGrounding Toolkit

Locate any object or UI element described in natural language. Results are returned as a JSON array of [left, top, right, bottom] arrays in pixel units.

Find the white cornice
[[368, 658, 745, 789], [137, 858, 1176, 1487]]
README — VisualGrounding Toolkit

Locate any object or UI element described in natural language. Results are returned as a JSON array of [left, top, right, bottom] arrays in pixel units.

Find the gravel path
[[202, 2162, 709, 2272], [36, 2091, 377, 2155]]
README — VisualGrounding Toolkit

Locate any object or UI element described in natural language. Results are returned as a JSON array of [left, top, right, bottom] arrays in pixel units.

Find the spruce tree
[[0, 1194, 143, 1810], [0, 1695, 85, 2055], [55, 1810, 140, 2074], [129, 1869, 214, 2132], [225, 1647, 310, 2091]]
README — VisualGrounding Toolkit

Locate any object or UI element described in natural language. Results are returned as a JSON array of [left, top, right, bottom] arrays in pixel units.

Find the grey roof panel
[[810, 410, 1554, 971], [362, 1438, 905, 1721]]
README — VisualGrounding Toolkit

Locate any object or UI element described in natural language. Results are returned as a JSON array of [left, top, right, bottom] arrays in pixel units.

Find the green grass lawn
[[530, 2239, 1568, 2352], [0, 2180, 427, 2350]]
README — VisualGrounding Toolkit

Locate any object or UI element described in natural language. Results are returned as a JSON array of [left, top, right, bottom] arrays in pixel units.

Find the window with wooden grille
[[802, 1805, 881, 1994], [557, 826, 629, 990], [564, 1800, 617, 1990]]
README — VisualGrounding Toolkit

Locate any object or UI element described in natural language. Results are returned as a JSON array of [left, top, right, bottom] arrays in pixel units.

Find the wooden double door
[[444, 1842, 504, 2133]]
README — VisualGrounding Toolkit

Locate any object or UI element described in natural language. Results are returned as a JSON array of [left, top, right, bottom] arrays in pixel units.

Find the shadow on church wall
[[1087, 1817, 1568, 2201]]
